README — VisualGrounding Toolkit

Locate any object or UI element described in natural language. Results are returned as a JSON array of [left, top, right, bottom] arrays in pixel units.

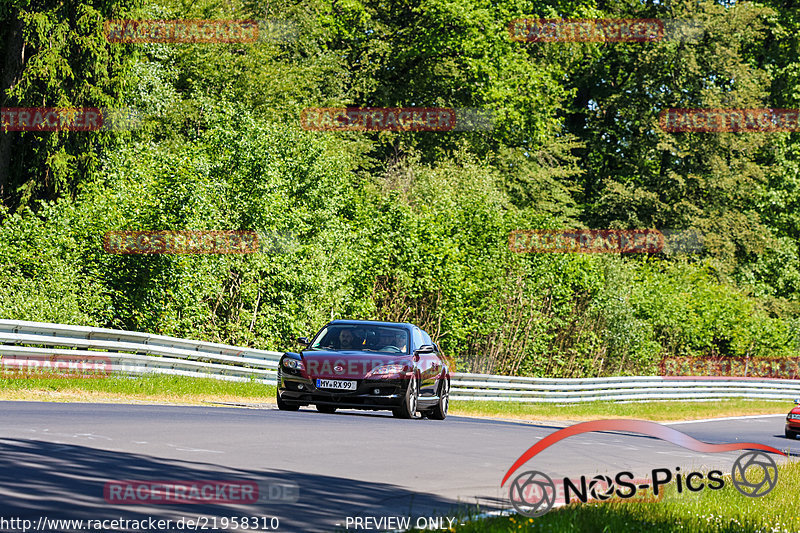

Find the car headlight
[[788, 413, 800, 420], [367, 364, 406, 377], [282, 358, 305, 371]]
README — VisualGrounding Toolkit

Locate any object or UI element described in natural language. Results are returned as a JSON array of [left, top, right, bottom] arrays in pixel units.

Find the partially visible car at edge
[[786, 398, 800, 439], [277, 319, 451, 419]]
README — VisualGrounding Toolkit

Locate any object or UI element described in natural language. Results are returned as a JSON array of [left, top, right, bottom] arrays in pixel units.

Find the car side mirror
[[415, 344, 436, 355], [297, 337, 310, 347]]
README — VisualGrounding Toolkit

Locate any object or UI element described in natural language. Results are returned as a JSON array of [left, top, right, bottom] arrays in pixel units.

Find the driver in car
[[338, 328, 357, 350]]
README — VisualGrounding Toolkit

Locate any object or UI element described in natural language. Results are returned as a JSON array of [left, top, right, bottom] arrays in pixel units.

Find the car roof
[[327, 319, 415, 330]]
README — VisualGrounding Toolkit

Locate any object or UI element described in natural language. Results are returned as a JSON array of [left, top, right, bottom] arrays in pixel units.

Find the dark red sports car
[[277, 319, 451, 419], [786, 399, 800, 439]]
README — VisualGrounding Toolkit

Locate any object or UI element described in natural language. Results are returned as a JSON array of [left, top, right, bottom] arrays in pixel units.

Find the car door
[[430, 342, 448, 396], [426, 341, 447, 398], [416, 328, 438, 396]]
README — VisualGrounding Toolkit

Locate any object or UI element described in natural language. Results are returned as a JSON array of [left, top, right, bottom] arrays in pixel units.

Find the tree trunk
[[0, 17, 25, 207]]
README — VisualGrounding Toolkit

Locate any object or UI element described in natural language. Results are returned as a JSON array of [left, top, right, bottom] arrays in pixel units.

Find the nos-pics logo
[[502, 419, 784, 517]]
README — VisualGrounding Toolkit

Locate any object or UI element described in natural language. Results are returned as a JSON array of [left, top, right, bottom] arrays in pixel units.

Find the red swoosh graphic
[[501, 419, 785, 486]]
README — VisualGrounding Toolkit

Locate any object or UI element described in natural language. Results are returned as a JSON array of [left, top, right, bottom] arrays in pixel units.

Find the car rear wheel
[[426, 378, 449, 420], [786, 428, 797, 439], [316, 404, 337, 414], [393, 375, 419, 419], [276, 390, 299, 411]]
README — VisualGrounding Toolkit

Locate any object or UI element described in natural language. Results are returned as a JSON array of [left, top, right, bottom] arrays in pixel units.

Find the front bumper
[[279, 372, 406, 409]]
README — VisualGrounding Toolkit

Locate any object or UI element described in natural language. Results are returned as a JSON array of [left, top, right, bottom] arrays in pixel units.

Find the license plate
[[316, 379, 357, 391]]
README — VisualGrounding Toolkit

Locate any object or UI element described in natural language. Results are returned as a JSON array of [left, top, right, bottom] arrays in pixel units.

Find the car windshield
[[310, 325, 410, 354]]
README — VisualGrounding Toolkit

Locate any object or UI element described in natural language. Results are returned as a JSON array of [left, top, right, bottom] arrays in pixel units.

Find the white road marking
[[72, 433, 112, 441], [666, 413, 786, 425], [655, 451, 696, 457], [166, 443, 224, 454]]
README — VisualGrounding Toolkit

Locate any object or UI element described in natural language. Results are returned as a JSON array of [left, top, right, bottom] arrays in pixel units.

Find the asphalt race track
[[1, 402, 797, 532]]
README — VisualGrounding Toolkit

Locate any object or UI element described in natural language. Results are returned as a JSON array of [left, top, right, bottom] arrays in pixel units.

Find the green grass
[[449, 398, 791, 422], [0, 375, 792, 423], [446, 461, 800, 532], [0, 374, 275, 404]]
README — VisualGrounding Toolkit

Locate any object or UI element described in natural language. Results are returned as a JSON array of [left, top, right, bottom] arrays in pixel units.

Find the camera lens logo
[[731, 451, 778, 497], [588, 474, 615, 500], [508, 471, 556, 517]]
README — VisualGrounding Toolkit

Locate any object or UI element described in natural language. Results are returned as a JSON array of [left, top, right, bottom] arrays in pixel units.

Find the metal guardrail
[[2, 320, 799, 402], [0, 320, 281, 384], [450, 374, 800, 402]]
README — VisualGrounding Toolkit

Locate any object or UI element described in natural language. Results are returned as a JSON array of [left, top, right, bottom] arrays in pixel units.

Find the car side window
[[311, 326, 331, 348], [412, 328, 424, 350], [421, 330, 433, 348]]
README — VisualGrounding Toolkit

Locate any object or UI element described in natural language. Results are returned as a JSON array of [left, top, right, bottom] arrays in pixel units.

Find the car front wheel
[[393, 375, 419, 419], [786, 428, 797, 439]]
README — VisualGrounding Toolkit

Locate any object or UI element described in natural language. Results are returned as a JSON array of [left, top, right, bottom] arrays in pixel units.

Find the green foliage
[[633, 261, 799, 359], [0, 202, 112, 325], [451, 398, 789, 423], [0, 0, 141, 207], [1, 0, 799, 377], [0, 374, 276, 400]]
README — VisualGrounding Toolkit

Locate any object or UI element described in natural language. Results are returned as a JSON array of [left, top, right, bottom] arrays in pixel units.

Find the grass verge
[[448, 460, 800, 532], [449, 398, 792, 422], [0, 375, 275, 405], [0, 376, 792, 423]]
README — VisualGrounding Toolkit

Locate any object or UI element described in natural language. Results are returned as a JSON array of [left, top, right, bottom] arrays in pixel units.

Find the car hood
[[790, 407, 800, 415], [300, 349, 410, 379]]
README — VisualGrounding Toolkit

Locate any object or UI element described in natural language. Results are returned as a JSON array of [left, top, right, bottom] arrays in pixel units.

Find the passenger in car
[[375, 330, 407, 352], [378, 331, 396, 350], [392, 332, 408, 352]]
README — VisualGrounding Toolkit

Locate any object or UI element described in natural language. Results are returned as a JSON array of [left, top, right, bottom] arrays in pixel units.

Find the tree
[[0, 0, 139, 210], [561, 0, 778, 279]]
